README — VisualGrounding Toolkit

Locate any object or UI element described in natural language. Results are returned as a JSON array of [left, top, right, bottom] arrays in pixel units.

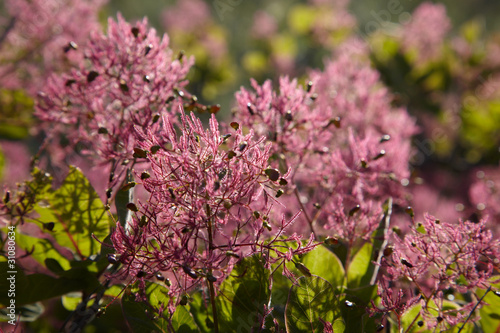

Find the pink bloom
[[401, 2, 451, 64], [0, 0, 106, 96], [110, 112, 313, 305], [233, 40, 417, 242], [35, 14, 193, 168], [251, 11, 278, 39]]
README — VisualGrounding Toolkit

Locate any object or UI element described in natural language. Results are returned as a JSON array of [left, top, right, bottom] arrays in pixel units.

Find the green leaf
[[29, 166, 110, 259], [332, 318, 346, 333], [0, 302, 44, 322], [285, 276, 339, 333], [14, 232, 71, 271], [62, 292, 83, 311], [478, 284, 500, 333], [0, 263, 98, 306], [188, 291, 214, 333], [347, 242, 374, 288], [115, 168, 135, 229], [395, 302, 422, 333], [122, 291, 168, 332], [172, 305, 200, 332], [340, 285, 378, 333], [216, 255, 271, 332], [145, 281, 170, 310], [302, 245, 345, 288]]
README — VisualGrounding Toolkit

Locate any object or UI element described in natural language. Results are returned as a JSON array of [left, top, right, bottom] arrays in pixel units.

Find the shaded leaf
[[285, 276, 339, 333], [216, 255, 270, 332]]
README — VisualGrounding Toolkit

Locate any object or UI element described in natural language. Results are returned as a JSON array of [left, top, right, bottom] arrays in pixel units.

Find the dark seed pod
[[168, 188, 176, 199], [436, 317, 443, 323], [263, 220, 272, 231], [133, 148, 148, 159], [44, 222, 55, 231], [310, 93, 318, 101], [63, 41, 78, 52], [383, 246, 393, 257], [227, 150, 236, 159], [306, 81, 313, 92], [139, 216, 148, 227], [218, 169, 227, 180], [222, 134, 231, 142], [87, 71, 99, 83], [417, 321, 424, 327], [275, 189, 284, 198], [156, 273, 165, 281], [373, 150, 386, 160], [349, 205, 361, 216], [405, 206, 414, 218], [246, 103, 254, 115], [230, 122, 239, 130], [65, 79, 76, 87], [126, 203, 138, 212], [165, 278, 172, 287], [144, 44, 153, 55], [285, 110, 293, 121], [360, 159, 368, 168], [121, 182, 136, 191], [106, 188, 112, 199], [279, 178, 288, 186], [332, 117, 341, 128], [264, 168, 280, 181], [141, 171, 150, 180], [143, 75, 151, 83], [494, 290, 500, 297], [238, 141, 248, 152], [324, 237, 338, 246], [3, 191, 10, 204], [183, 265, 198, 279], [180, 295, 189, 306], [226, 251, 240, 258], [376, 324, 384, 332], [119, 79, 129, 92], [177, 50, 185, 61], [166, 95, 175, 103], [380, 134, 391, 143], [401, 258, 413, 268], [98, 127, 108, 134], [150, 145, 161, 154], [131, 27, 140, 37], [136, 270, 145, 278], [209, 104, 220, 114], [152, 113, 161, 123], [207, 274, 217, 283], [107, 254, 118, 264], [344, 300, 355, 307], [253, 211, 261, 219], [174, 88, 184, 98], [295, 262, 312, 277], [213, 181, 220, 192]]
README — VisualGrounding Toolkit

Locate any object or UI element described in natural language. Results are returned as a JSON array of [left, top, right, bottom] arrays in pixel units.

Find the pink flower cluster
[[0, 0, 106, 96], [401, 2, 451, 65], [110, 112, 315, 306], [234, 40, 417, 243], [35, 14, 192, 168], [380, 214, 500, 329]]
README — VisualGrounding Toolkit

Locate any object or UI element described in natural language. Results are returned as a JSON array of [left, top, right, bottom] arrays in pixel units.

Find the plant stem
[[207, 216, 219, 333], [293, 188, 317, 239], [208, 278, 219, 333], [457, 286, 491, 333]]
